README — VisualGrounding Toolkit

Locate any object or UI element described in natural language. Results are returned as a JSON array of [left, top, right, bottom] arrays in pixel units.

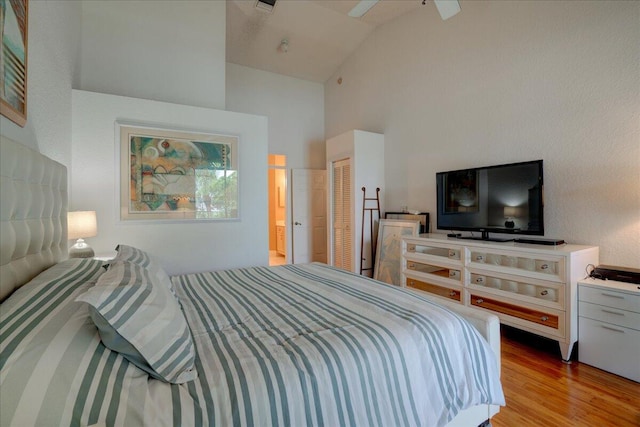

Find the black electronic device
[[514, 238, 565, 246], [436, 160, 544, 241], [590, 265, 640, 285]]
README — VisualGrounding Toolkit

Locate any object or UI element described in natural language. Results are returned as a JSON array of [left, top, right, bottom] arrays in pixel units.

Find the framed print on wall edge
[[0, 0, 29, 127]]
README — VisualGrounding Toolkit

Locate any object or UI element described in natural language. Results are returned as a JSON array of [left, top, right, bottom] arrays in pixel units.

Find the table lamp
[[68, 211, 97, 258], [504, 206, 518, 229]]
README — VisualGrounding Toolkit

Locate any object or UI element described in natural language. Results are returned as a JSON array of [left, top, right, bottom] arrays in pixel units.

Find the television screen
[[436, 160, 544, 239]]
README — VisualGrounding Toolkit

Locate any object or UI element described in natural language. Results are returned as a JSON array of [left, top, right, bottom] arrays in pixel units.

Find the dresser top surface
[[408, 233, 598, 255]]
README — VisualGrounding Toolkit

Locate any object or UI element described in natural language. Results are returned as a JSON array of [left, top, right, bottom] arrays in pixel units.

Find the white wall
[[226, 63, 325, 169], [71, 90, 268, 275], [0, 0, 80, 168], [1, 1, 324, 274], [325, 1, 640, 267], [78, 0, 226, 110]]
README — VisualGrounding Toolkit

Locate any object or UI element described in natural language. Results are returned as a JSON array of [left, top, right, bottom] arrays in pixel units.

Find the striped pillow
[[76, 261, 197, 384], [113, 244, 173, 291]]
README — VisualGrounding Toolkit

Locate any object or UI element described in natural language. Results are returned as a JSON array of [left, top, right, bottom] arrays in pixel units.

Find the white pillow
[[112, 244, 173, 291], [76, 261, 197, 384]]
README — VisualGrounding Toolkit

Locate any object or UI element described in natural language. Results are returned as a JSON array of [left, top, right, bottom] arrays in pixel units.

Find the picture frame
[[118, 122, 239, 221], [373, 219, 420, 286], [385, 212, 430, 234], [1, 0, 28, 127]]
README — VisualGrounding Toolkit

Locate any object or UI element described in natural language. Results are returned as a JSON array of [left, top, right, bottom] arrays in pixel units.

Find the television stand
[[459, 230, 514, 242], [401, 234, 599, 361]]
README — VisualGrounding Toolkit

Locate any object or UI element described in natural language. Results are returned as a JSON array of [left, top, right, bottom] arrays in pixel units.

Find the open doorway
[[268, 154, 287, 266]]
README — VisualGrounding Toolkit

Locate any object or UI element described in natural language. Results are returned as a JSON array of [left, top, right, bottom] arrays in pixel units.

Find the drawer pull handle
[[600, 325, 625, 333], [449, 291, 457, 297], [540, 316, 549, 322], [476, 298, 484, 304], [540, 264, 549, 270], [601, 292, 625, 299], [540, 290, 549, 296], [601, 309, 625, 316]]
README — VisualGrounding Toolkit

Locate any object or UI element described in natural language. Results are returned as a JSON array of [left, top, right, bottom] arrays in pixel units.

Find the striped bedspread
[[1, 260, 504, 427]]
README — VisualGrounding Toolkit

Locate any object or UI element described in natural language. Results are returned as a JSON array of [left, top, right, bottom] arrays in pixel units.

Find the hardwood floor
[[491, 326, 640, 426], [269, 250, 286, 266]]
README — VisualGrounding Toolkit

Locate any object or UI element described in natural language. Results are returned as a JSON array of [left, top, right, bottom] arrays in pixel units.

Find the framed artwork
[[118, 123, 239, 221], [373, 219, 420, 286], [1, 0, 28, 127], [385, 212, 430, 234]]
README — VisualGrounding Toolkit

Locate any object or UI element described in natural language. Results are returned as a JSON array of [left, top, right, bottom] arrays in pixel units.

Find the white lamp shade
[[68, 211, 98, 240]]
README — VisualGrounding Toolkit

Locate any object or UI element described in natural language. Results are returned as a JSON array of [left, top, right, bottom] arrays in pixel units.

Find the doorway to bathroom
[[268, 154, 287, 266]]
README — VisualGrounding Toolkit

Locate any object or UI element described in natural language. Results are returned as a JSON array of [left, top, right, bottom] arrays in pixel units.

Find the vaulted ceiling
[[226, 0, 425, 83]]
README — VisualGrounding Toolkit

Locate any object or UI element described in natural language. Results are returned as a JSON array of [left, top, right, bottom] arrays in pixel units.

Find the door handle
[[294, 221, 302, 225]]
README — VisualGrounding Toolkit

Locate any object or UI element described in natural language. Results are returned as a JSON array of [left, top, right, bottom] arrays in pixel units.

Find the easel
[[360, 187, 380, 276]]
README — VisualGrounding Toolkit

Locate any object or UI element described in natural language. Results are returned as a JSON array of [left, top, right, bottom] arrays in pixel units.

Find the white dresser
[[578, 278, 640, 382], [401, 234, 599, 361]]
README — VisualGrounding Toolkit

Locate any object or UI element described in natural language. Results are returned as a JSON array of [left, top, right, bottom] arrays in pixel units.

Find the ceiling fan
[[349, 0, 461, 21]]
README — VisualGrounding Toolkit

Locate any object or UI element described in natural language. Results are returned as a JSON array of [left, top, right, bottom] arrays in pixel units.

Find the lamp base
[[69, 238, 95, 258]]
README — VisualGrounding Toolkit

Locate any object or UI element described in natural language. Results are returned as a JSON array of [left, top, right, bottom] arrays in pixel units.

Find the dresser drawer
[[469, 250, 565, 281], [579, 286, 640, 313], [407, 261, 461, 282], [469, 272, 563, 308], [579, 301, 640, 331], [406, 242, 462, 261], [406, 277, 461, 302], [578, 316, 640, 382], [470, 294, 559, 329]]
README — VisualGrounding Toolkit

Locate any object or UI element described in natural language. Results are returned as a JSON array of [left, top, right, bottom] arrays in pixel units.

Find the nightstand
[[578, 278, 640, 382], [93, 252, 116, 262]]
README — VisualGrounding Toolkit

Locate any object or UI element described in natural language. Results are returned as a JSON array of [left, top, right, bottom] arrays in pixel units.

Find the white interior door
[[291, 169, 327, 264]]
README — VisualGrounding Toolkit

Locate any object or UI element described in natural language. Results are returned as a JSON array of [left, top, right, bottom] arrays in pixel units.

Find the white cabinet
[[402, 234, 599, 361], [578, 278, 640, 382], [326, 130, 384, 275]]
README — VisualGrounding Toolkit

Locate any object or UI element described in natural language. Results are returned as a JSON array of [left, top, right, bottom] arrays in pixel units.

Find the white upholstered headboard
[[0, 136, 68, 301]]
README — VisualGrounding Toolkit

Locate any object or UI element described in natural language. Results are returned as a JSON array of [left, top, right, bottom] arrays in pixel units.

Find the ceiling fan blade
[[434, 0, 460, 20], [348, 0, 380, 18]]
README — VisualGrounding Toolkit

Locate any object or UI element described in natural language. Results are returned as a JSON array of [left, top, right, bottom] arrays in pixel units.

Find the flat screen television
[[436, 160, 544, 241]]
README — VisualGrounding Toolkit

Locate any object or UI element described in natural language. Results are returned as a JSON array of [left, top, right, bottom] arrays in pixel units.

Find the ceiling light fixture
[[255, 0, 277, 13]]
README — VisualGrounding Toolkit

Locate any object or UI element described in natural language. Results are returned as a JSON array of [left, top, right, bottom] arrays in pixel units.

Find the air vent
[[255, 0, 276, 13]]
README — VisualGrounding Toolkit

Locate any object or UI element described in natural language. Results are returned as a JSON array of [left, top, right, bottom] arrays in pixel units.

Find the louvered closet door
[[332, 158, 352, 271]]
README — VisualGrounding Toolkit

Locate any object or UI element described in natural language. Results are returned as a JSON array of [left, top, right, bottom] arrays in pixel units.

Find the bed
[[0, 136, 504, 427]]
